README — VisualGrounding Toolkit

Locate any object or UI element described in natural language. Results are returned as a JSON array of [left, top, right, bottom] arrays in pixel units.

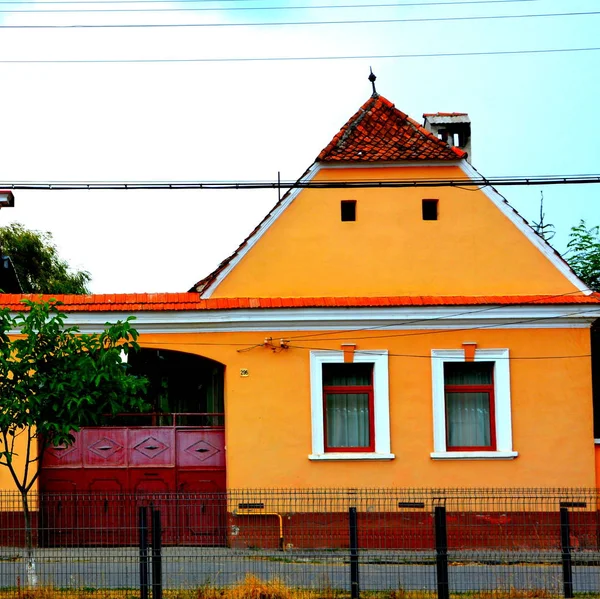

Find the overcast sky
[[0, 0, 598, 293]]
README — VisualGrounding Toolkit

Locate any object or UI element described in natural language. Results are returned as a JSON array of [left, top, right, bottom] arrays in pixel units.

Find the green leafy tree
[[0, 223, 91, 294], [0, 299, 148, 585], [565, 220, 600, 291]]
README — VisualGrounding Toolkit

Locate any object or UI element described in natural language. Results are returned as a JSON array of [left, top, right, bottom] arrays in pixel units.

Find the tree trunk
[[20, 491, 38, 587]]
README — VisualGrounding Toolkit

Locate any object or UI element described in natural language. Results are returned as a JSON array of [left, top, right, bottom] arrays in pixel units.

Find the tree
[[0, 223, 91, 294], [565, 220, 600, 291], [0, 299, 148, 585]]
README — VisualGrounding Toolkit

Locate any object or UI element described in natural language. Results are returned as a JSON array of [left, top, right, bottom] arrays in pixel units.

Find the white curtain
[[446, 391, 491, 447], [326, 392, 370, 448]]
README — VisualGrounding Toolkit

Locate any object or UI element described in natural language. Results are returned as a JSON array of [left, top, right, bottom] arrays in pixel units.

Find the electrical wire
[[0, 9, 597, 27], [286, 343, 591, 360], [281, 309, 599, 359], [2, 174, 599, 189], [283, 309, 600, 346], [0, 46, 597, 63], [282, 290, 591, 342], [0, 0, 551, 12], [0, 0, 547, 5]]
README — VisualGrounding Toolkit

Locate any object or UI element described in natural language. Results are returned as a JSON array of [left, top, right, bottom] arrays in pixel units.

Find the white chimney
[[423, 113, 472, 163]]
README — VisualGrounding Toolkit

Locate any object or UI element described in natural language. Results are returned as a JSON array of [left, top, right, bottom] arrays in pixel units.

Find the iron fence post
[[139, 506, 149, 599], [434, 505, 449, 599], [151, 508, 163, 599], [560, 506, 574, 598], [349, 506, 359, 599]]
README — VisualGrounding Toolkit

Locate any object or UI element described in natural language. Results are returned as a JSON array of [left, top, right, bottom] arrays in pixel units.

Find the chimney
[[423, 113, 472, 163]]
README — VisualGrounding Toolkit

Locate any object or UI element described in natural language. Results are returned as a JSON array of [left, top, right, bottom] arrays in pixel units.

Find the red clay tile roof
[[318, 95, 466, 163], [1, 293, 598, 312]]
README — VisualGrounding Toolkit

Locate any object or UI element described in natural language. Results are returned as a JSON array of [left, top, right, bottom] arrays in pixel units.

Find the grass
[[0, 576, 598, 599]]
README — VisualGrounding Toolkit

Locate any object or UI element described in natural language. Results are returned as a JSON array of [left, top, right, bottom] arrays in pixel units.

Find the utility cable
[[0, 9, 597, 28], [284, 309, 600, 346], [282, 290, 592, 342], [1, 46, 597, 63], [0, 0, 546, 6], [0, 0, 551, 12], [2, 174, 600, 190], [286, 343, 591, 360]]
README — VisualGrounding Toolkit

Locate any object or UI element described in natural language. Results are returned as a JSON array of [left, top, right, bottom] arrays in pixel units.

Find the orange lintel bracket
[[462, 342, 477, 362], [342, 344, 357, 363]]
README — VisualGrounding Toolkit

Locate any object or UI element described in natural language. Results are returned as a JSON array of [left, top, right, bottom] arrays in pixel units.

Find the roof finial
[[368, 67, 377, 97]]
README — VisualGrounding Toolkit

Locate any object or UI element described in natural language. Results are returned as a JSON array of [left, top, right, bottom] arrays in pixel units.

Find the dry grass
[[0, 576, 593, 599]]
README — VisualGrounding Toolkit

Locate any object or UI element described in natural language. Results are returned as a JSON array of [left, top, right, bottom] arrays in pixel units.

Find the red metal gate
[[40, 422, 226, 546]]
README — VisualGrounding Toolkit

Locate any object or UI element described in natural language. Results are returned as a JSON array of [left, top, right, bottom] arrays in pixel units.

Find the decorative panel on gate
[[42, 432, 83, 468], [128, 428, 175, 467], [82, 429, 127, 468], [176, 429, 225, 469]]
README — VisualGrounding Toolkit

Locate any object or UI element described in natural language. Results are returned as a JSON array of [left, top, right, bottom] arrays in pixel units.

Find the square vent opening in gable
[[422, 199, 438, 221], [341, 200, 356, 222]]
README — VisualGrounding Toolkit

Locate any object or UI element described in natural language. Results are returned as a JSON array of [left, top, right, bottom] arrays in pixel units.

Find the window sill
[[309, 452, 395, 461], [430, 451, 518, 460], [595, 439, 600, 445]]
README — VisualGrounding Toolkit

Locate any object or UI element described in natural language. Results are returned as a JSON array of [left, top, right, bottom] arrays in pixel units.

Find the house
[[1, 89, 599, 546]]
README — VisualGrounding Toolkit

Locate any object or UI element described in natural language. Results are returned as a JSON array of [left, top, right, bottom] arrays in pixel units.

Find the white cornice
[[459, 160, 591, 295], [12, 304, 597, 334], [200, 163, 321, 299]]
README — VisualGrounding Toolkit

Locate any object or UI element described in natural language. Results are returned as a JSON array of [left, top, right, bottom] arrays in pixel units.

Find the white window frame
[[430, 348, 518, 460], [309, 350, 394, 461]]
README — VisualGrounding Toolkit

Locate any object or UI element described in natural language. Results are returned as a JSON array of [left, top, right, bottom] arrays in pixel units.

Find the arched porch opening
[[39, 349, 227, 546]]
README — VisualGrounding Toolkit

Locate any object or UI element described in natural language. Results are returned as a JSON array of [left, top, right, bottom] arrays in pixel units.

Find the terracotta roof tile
[[1, 293, 598, 312], [318, 95, 466, 163]]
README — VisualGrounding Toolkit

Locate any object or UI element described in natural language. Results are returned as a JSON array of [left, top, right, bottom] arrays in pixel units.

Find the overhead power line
[[2, 175, 600, 191], [0, 0, 546, 12], [1, 46, 597, 64], [0, 0, 545, 5], [1, 46, 598, 63], [0, 9, 596, 28]]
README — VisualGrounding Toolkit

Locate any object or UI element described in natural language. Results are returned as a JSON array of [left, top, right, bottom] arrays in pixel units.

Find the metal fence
[[0, 488, 599, 598]]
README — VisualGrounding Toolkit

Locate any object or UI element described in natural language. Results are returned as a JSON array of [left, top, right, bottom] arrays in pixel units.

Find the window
[[341, 200, 356, 221], [431, 349, 517, 460], [323, 363, 374, 452], [422, 199, 438, 221], [444, 362, 495, 450], [309, 351, 393, 460]]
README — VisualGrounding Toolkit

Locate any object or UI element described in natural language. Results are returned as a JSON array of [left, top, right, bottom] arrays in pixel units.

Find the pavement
[[1, 548, 599, 593]]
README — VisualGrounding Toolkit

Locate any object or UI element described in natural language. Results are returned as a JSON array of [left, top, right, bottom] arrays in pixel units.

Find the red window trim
[[323, 381, 375, 453], [444, 382, 496, 451]]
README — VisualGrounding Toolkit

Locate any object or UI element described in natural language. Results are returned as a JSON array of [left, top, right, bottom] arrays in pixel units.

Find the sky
[[0, 0, 598, 294]]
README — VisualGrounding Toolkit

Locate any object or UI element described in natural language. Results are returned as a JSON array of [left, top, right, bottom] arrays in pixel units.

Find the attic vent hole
[[341, 200, 356, 222], [422, 199, 438, 221]]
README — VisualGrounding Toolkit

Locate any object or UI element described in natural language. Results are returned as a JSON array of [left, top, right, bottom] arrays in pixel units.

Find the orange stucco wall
[[211, 166, 579, 298], [0, 434, 33, 497], [0, 325, 596, 493], [128, 326, 594, 490]]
